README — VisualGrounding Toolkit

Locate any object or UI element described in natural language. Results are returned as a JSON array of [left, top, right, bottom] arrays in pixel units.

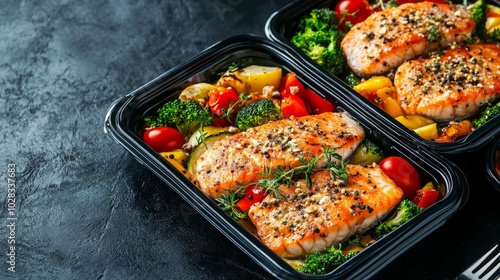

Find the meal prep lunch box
[[104, 35, 468, 279], [265, 0, 500, 155]]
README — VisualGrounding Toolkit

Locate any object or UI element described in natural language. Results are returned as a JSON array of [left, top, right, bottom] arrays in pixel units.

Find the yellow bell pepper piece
[[160, 149, 192, 179], [395, 115, 435, 130], [414, 123, 438, 140], [354, 76, 393, 92], [382, 96, 404, 118]]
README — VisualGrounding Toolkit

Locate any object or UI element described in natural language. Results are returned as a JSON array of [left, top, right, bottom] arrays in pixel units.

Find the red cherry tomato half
[[142, 126, 185, 153], [303, 88, 335, 114], [208, 87, 239, 126], [379, 156, 421, 199], [335, 0, 374, 31], [236, 185, 268, 212], [282, 94, 310, 119], [279, 72, 306, 100], [412, 189, 439, 208]]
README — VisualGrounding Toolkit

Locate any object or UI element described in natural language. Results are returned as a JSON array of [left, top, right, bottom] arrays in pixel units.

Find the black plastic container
[[487, 134, 500, 191], [265, 0, 500, 155], [104, 35, 468, 279]]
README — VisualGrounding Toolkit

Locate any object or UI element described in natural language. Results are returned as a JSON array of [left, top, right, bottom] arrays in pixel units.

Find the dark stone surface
[[0, 0, 498, 279]]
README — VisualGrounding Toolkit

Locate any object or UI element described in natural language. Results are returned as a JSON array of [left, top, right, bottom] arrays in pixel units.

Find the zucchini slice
[[187, 132, 233, 175]]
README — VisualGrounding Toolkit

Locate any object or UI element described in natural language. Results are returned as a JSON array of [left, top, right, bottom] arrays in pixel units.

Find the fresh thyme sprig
[[215, 190, 247, 220], [216, 147, 349, 220], [257, 147, 349, 198]]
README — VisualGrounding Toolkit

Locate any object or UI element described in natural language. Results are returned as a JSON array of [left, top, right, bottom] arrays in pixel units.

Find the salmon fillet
[[194, 112, 365, 199], [341, 2, 475, 77], [248, 164, 404, 259], [395, 44, 500, 122]]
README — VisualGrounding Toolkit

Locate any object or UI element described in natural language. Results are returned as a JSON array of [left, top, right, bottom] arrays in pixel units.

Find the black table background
[[1, 0, 498, 279]]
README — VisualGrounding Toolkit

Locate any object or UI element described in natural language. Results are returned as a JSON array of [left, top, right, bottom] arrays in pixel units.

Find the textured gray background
[[1, 0, 499, 279]]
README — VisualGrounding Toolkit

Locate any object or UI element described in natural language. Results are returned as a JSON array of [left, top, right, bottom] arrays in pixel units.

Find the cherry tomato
[[412, 189, 439, 208], [278, 72, 306, 100], [282, 94, 310, 119], [236, 185, 268, 212], [208, 87, 239, 126], [335, 0, 374, 31], [303, 88, 335, 114], [142, 126, 185, 153], [379, 156, 421, 199]]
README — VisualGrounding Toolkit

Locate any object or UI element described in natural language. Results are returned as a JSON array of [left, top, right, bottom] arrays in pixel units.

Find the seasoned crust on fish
[[341, 2, 475, 77], [248, 164, 404, 259], [193, 112, 365, 199], [394, 44, 500, 122]]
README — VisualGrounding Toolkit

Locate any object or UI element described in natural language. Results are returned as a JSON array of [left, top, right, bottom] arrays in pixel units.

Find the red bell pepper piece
[[236, 185, 268, 212], [412, 189, 439, 208], [207, 87, 239, 126], [303, 88, 335, 114], [281, 94, 309, 119]]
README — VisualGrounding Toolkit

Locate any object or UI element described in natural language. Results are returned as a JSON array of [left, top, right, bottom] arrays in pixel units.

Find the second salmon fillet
[[394, 44, 500, 121], [194, 112, 365, 198], [248, 164, 404, 258]]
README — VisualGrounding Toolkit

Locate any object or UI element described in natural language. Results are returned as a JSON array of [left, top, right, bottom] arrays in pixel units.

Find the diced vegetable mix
[[290, 0, 500, 143], [140, 63, 440, 275]]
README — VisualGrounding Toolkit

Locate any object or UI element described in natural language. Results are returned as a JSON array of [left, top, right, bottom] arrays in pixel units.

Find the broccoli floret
[[349, 139, 385, 165], [472, 101, 500, 128], [345, 71, 362, 87], [469, 0, 500, 42], [235, 99, 282, 131], [145, 99, 213, 137], [470, 0, 488, 40], [291, 9, 347, 75], [300, 245, 357, 275], [373, 199, 423, 239], [297, 8, 339, 31]]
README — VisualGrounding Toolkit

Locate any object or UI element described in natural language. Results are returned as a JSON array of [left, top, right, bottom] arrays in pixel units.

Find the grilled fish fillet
[[395, 44, 500, 122], [248, 164, 404, 259], [194, 112, 365, 199], [341, 2, 475, 77]]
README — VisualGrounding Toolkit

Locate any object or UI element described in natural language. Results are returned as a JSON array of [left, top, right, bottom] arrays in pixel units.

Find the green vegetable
[[349, 139, 385, 165], [472, 101, 500, 128], [300, 245, 357, 275], [345, 72, 361, 87], [470, 0, 487, 39], [373, 199, 423, 239], [145, 99, 213, 138], [234, 99, 282, 131], [297, 7, 338, 31], [469, 0, 500, 42], [291, 8, 347, 75]]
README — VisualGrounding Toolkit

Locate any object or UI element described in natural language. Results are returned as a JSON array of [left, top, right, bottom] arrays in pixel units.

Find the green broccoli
[[291, 9, 347, 75], [470, 0, 488, 39], [300, 245, 357, 275], [145, 99, 213, 137], [373, 199, 423, 239], [472, 101, 500, 128], [345, 71, 362, 88], [349, 139, 385, 165], [297, 7, 339, 32], [234, 99, 282, 131], [469, 0, 500, 42]]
